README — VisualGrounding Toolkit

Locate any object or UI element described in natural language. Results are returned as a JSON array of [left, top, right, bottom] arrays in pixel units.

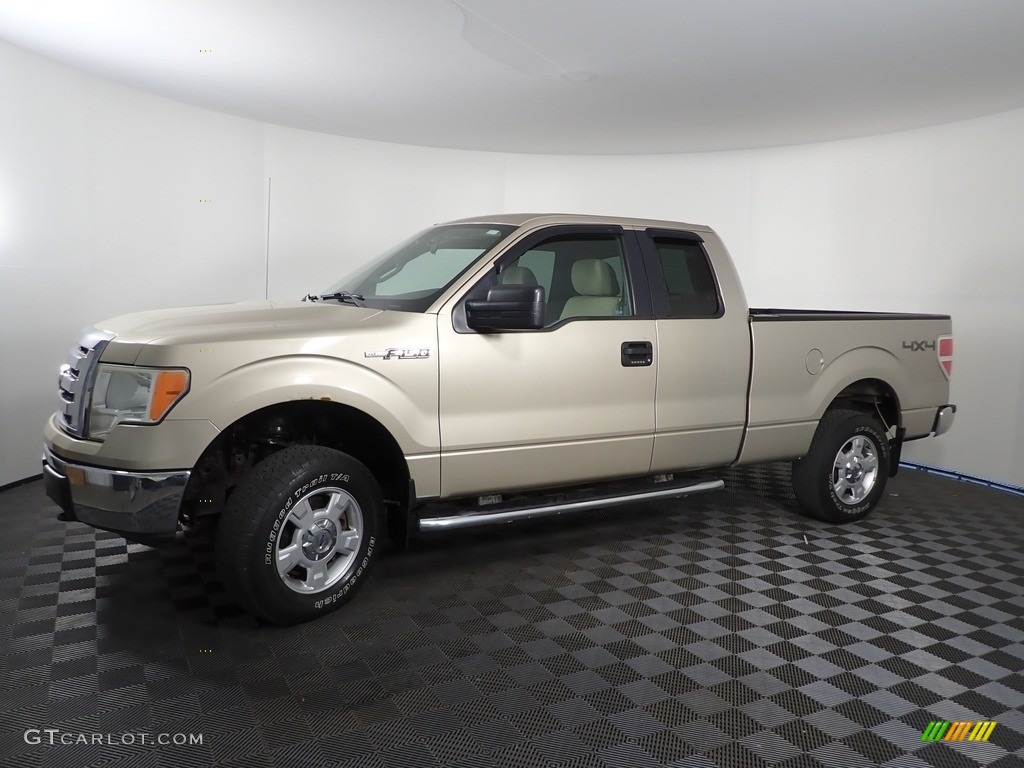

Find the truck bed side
[[738, 309, 952, 465]]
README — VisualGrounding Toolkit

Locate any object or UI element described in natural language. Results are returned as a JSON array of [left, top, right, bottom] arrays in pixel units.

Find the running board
[[418, 478, 724, 532]]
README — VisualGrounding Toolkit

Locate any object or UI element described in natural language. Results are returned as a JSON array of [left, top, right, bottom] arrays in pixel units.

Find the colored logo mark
[[921, 721, 997, 742]]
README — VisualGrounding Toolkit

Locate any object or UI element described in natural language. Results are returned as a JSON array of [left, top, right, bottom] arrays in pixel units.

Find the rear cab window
[[642, 231, 722, 318]]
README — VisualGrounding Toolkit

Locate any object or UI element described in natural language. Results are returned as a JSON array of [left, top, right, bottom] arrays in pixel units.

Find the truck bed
[[738, 308, 953, 465], [750, 308, 950, 322]]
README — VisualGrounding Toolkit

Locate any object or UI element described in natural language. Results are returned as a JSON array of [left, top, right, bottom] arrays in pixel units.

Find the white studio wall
[[263, 125, 507, 299], [2, 37, 1022, 490], [0, 40, 266, 485]]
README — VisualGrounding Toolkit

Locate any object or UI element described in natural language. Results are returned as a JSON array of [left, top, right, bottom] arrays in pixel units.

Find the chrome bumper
[[42, 444, 189, 537], [932, 404, 956, 437]]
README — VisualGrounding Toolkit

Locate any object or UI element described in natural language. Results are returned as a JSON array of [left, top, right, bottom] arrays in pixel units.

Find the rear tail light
[[937, 334, 953, 379]]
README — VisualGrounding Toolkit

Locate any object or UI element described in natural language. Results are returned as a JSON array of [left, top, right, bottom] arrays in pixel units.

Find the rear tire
[[792, 409, 890, 523], [217, 445, 382, 625]]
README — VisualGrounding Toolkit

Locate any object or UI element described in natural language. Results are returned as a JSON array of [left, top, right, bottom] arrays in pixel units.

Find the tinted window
[[652, 237, 720, 317], [504, 234, 632, 326], [507, 248, 555, 297]]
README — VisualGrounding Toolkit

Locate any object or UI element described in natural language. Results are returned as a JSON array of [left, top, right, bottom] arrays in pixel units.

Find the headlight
[[87, 364, 190, 439]]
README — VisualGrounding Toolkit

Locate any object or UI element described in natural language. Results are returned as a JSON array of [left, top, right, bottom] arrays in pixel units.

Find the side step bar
[[418, 478, 724, 532]]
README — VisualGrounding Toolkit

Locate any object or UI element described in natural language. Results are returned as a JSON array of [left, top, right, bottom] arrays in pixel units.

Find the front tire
[[217, 445, 382, 625], [792, 409, 891, 523]]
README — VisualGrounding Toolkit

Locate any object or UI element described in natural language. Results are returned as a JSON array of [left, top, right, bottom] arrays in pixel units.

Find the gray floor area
[[1, 464, 1023, 768]]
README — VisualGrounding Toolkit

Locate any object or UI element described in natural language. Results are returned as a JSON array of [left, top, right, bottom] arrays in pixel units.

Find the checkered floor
[[1, 464, 1023, 768]]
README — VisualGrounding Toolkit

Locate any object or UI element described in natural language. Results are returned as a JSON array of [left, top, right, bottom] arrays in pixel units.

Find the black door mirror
[[466, 285, 545, 332]]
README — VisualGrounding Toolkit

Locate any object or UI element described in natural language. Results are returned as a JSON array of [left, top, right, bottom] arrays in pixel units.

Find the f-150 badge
[[364, 348, 431, 360]]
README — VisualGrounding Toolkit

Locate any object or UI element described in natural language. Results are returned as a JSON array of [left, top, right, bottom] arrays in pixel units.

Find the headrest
[[500, 266, 539, 285], [571, 259, 619, 297]]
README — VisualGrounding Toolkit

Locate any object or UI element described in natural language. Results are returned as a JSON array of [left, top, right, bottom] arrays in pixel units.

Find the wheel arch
[[181, 400, 412, 532], [826, 377, 902, 432]]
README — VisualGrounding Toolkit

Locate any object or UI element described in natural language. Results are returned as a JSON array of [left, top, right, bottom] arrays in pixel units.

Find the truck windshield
[[323, 224, 517, 312]]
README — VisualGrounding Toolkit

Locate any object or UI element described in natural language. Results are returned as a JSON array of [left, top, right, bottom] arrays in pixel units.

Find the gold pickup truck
[[42, 214, 956, 624]]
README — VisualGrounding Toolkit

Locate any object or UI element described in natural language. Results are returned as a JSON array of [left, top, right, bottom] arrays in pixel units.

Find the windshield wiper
[[302, 291, 365, 306]]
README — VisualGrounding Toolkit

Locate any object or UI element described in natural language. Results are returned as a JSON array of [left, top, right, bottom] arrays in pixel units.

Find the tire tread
[[216, 445, 380, 624], [792, 408, 890, 524]]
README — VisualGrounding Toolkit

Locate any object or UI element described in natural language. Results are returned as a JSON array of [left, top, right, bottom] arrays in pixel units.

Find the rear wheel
[[217, 445, 382, 624], [792, 409, 890, 523]]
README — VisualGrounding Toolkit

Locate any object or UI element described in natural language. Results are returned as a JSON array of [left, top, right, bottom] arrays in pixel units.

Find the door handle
[[621, 341, 653, 367]]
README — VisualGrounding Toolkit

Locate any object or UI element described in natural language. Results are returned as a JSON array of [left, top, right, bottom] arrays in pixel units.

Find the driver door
[[436, 226, 657, 497]]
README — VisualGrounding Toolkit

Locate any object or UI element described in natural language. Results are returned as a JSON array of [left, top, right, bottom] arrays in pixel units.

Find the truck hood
[[97, 300, 385, 346]]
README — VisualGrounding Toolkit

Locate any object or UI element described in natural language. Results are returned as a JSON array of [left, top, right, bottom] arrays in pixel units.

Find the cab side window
[[501, 248, 555, 297], [652, 237, 720, 317], [504, 234, 632, 326]]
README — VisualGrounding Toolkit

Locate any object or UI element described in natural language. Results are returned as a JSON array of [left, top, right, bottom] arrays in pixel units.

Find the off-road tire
[[792, 408, 890, 523], [217, 445, 382, 625]]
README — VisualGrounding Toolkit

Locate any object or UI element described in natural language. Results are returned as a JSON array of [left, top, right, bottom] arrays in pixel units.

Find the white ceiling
[[2, 0, 1024, 155]]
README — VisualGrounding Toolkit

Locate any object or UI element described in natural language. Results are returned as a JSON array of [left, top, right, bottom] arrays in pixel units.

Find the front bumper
[[43, 444, 189, 537]]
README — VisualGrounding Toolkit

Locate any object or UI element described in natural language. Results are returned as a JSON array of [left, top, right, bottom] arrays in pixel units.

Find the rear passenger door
[[637, 229, 750, 471], [436, 225, 658, 497]]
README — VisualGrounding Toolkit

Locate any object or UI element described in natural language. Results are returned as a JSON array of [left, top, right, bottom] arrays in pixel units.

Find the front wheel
[[217, 445, 382, 624], [792, 409, 891, 523]]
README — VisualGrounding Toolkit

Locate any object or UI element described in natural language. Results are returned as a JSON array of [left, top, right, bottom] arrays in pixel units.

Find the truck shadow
[[377, 463, 809, 586], [717, 461, 801, 512], [88, 462, 807, 634]]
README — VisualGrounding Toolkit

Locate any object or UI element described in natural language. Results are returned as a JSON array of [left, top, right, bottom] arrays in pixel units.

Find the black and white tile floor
[[1, 464, 1022, 768]]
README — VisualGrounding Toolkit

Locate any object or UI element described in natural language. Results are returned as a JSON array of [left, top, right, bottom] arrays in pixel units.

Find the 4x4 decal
[[902, 340, 936, 352]]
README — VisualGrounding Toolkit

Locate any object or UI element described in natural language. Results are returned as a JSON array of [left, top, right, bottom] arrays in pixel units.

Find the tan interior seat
[[559, 259, 620, 321], [499, 265, 539, 285]]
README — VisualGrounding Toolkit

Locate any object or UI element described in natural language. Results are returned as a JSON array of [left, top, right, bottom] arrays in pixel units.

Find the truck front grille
[[57, 328, 115, 437]]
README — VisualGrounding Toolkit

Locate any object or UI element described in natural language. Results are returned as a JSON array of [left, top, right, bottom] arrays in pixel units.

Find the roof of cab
[[442, 213, 711, 232]]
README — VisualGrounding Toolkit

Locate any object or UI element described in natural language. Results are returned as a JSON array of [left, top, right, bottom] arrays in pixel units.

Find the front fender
[[171, 355, 440, 456]]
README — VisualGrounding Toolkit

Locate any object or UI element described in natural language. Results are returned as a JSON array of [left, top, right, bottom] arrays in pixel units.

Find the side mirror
[[466, 285, 545, 332]]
